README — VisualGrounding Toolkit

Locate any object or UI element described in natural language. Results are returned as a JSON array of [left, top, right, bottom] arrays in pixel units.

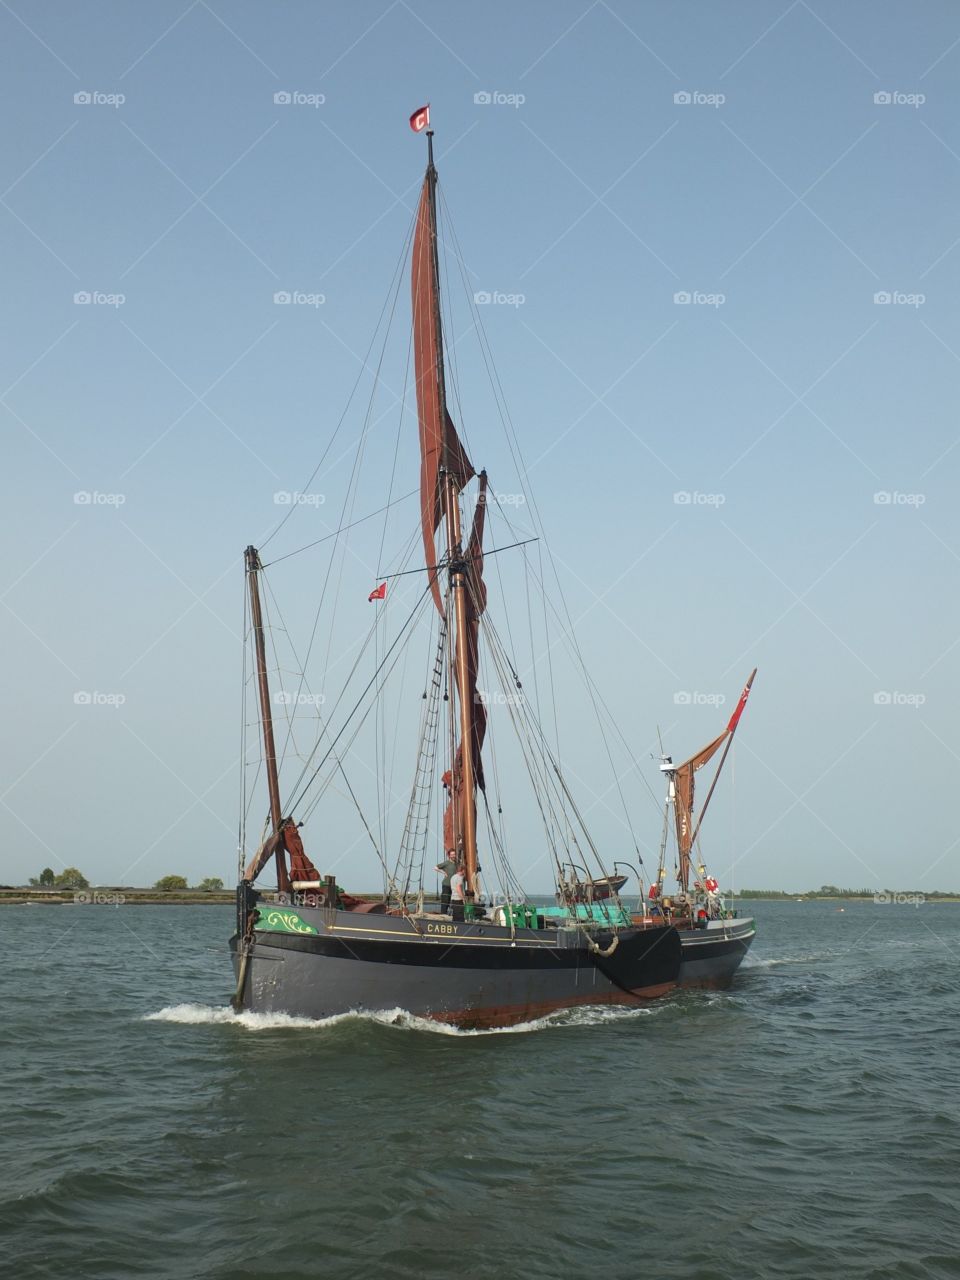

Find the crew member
[[450, 866, 466, 922], [435, 852, 457, 914]]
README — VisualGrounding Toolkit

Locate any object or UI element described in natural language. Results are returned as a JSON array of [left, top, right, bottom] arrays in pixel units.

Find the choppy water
[[3, 901, 959, 1279]]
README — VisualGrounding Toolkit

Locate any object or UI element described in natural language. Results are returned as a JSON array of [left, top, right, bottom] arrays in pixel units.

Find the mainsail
[[669, 668, 757, 888], [411, 142, 486, 881]]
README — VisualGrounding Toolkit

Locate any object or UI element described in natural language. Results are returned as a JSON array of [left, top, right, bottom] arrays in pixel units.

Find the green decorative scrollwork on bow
[[256, 909, 319, 936]]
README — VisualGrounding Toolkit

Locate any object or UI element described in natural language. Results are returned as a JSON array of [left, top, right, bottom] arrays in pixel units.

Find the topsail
[[411, 175, 475, 617]]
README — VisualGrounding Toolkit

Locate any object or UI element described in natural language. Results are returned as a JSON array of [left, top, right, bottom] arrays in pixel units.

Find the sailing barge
[[229, 124, 683, 1029]]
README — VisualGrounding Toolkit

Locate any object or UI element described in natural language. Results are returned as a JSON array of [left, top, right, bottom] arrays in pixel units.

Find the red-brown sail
[[672, 730, 728, 889], [282, 821, 320, 883], [242, 816, 319, 884], [442, 474, 488, 853], [670, 668, 758, 888], [411, 176, 474, 616]]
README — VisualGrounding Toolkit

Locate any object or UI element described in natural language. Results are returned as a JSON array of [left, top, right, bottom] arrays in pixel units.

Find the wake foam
[[144, 1003, 328, 1031], [143, 1000, 662, 1037], [743, 953, 826, 969]]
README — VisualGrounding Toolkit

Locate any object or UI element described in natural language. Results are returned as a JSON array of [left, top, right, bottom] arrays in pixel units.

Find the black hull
[[231, 903, 683, 1028], [677, 918, 755, 988]]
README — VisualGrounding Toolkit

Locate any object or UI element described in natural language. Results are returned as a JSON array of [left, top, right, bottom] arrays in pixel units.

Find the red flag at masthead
[[409, 104, 430, 133], [368, 582, 387, 602]]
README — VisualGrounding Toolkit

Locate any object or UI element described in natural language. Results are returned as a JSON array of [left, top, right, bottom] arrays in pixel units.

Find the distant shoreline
[[2, 889, 958, 906], [731, 892, 960, 902], [1, 891, 236, 906]]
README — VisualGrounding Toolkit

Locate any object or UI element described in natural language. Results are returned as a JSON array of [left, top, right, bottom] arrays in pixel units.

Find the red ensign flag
[[368, 583, 387, 602], [726, 668, 757, 733], [409, 104, 430, 133]]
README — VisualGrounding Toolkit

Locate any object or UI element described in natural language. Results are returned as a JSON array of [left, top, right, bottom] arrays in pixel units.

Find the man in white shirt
[[450, 867, 466, 922]]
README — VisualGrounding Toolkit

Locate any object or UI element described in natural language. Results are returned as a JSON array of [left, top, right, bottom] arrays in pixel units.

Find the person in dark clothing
[[436, 853, 457, 914]]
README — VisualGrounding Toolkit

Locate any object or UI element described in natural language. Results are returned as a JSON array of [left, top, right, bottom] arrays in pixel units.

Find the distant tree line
[[153, 876, 224, 891], [25, 868, 225, 892], [29, 867, 88, 889]]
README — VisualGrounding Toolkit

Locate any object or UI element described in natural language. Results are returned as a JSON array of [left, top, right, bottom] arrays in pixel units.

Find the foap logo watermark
[[274, 491, 325, 506], [873, 691, 926, 708], [274, 691, 326, 707], [873, 290, 925, 308], [674, 691, 726, 707], [74, 90, 125, 108], [474, 290, 525, 308], [74, 691, 126, 707], [489, 491, 526, 507], [74, 291, 125, 308], [74, 491, 126, 506], [75, 891, 126, 905], [873, 891, 924, 906], [274, 90, 325, 108], [473, 90, 526, 108], [274, 290, 325, 307], [674, 290, 725, 308], [674, 90, 725, 108], [873, 90, 925, 108], [475, 689, 524, 707], [873, 491, 925, 507], [674, 490, 725, 507]]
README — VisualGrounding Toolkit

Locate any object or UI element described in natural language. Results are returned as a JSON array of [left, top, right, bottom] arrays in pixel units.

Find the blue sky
[[2, 1, 959, 894]]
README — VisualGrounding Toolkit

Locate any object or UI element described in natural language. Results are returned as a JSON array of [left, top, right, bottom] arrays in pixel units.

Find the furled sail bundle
[[243, 818, 319, 884]]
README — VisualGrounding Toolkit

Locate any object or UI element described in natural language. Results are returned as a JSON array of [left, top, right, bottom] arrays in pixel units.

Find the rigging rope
[[285, 583, 434, 816], [259, 207, 417, 553]]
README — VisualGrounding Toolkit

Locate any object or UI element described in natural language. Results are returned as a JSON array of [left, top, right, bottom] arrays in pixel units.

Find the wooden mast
[[244, 545, 290, 895], [425, 131, 479, 897]]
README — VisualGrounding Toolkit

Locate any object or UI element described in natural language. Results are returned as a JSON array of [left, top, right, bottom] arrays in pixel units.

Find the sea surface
[[2, 900, 958, 1280]]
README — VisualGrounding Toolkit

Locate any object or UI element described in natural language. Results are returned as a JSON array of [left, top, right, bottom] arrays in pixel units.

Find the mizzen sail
[[669, 668, 757, 888], [672, 730, 728, 889]]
